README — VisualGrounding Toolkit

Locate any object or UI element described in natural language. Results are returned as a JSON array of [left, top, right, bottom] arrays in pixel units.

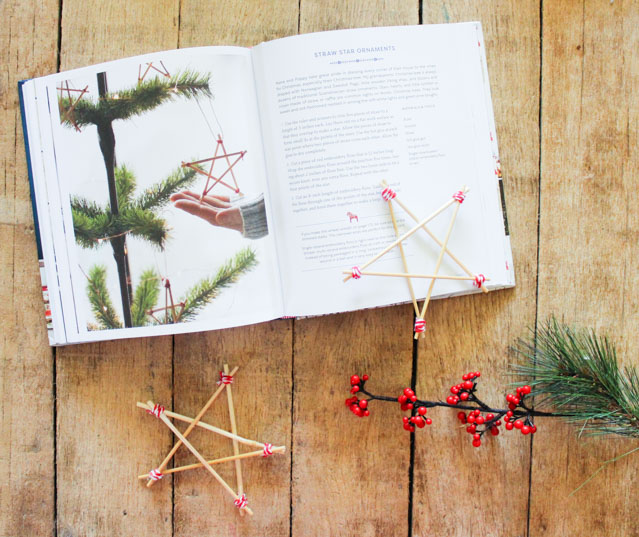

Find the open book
[[19, 22, 514, 345]]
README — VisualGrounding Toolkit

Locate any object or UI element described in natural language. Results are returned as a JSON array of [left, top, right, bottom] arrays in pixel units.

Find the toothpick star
[[181, 136, 247, 197], [344, 183, 489, 338], [138, 365, 284, 516]]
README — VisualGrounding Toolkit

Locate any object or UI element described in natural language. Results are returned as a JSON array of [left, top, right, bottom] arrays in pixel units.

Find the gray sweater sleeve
[[237, 194, 268, 239]]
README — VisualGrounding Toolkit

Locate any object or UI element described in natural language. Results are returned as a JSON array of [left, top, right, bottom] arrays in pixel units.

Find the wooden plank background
[[1, 1, 638, 536]]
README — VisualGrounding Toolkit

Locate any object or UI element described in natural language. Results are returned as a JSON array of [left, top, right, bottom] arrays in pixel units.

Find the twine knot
[[146, 404, 165, 418], [473, 274, 486, 288], [381, 187, 396, 201], [262, 443, 274, 457], [234, 493, 248, 509], [217, 372, 234, 385], [452, 191, 466, 203], [148, 468, 163, 481], [414, 318, 426, 333], [351, 266, 362, 279]]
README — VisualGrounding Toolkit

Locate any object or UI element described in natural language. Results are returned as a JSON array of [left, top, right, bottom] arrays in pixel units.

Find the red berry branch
[[346, 372, 558, 448]]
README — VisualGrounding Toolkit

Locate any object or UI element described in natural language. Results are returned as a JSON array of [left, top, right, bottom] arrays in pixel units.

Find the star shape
[[344, 183, 489, 338]]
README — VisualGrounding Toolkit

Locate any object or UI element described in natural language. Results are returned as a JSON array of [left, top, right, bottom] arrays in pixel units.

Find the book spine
[[18, 80, 54, 341]]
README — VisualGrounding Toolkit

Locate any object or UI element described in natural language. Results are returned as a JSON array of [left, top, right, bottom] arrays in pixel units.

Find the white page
[[27, 47, 283, 343], [253, 23, 513, 317]]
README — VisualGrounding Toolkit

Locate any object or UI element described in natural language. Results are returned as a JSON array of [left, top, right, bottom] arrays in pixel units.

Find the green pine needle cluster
[[511, 318, 639, 438], [86, 247, 257, 329], [179, 247, 258, 322], [58, 70, 211, 128], [72, 164, 198, 250]]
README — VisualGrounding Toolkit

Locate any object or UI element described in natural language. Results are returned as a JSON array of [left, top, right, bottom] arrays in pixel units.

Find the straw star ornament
[[344, 182, 489, 338], [137, 365, 284, 515]]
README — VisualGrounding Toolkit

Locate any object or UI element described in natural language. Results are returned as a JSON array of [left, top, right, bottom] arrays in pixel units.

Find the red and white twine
[[217, 371, 234, 385], [234, 493, 248, 510], [146, 403, 165, 418], [381, 187, 396, 201], [148, 468, 163, 481], [262, 443, 274, 457], [414, 318, 426, 333], [473, 274, 486, 288], [452, 190, 466, 203], [351, 266, 362, 279]]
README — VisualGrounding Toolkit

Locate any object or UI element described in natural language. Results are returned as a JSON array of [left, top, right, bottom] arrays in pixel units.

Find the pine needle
[[86, 265, 122, 329], [511, 317, 639, 438], [130, 269, 160, 326]]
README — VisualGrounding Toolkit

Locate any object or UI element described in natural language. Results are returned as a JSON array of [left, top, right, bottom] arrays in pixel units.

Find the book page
[[253, 23, 513, 317], [30, 47, 282, 343]]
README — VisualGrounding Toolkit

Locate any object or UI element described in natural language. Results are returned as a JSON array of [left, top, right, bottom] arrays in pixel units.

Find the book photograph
[[36, 49, 281, 339]]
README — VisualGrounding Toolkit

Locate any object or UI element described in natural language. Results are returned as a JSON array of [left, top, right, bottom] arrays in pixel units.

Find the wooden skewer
[[224, 364, 244, 516], [415, 193, 464, 339], [144, 365, 239, 487], [385, 182, 489, 294], [387, 196, 419, 316], [343, 190, 466, 283], [341, 270, 489, 281], [137, 402, 265, 449], [147, 400, 254, 516], [137, 446, 286, 479]]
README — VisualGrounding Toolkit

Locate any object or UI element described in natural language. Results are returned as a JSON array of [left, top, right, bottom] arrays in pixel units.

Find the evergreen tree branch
[[511, 317, 639, 438], [58, 70, 211, 128], [86, 265, 122, 329], [179, 247, 257, 322], [134, 165, 200, 211], [119, 207, 169, 249], [130, 269, 160, 326], [115, 165, 137, 208], [71, 197, 113, 248]]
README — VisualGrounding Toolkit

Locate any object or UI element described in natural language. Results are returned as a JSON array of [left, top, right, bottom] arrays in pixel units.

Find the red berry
[[407, 404, 413, 410], [363, 410, 370, 417], [491, 427, 499, 436], [414, 416, 425, 428], [350, 375, 360, 386], [362, 374, 369, 381], [460, 392, 469, 401], [404, 388, 414, 397], [463, 380, 474, 390], [472, 439, 481, 448], [462, 374, 469, 381], [521, 425, 531, 435], [467, 415, 476, 424], [474, 372, 480, 378], [350, 386, 360, 393], [508, 402, 517, 410], [401, 403, 410, 411], [531, 425, 537, 433], [514, 420, 523, 429], [457, 411, 466, 421], [522, 385, 531, 394], [398, 395, 408, 404], [486, 413, 494, 421], [506, 410, 514, 418], [410, 395, 417, 402], [425, 418, 432, 425], [495, 420, 502, 426], [402, 416, 409, 423], [506, 394, 513, 402], [474, 409, 481, 416], [473, 433, 481, 441], [505, 422, 514, 430], [403, 423, 412, 431], [359, 400, 368, 409], [418, 407, 428, 415], [352, 406, 362, 416], [476, 416, 485, 425], [467, 424, 477, 434], [446, 396, 456, 405], [451, 386, 460, 395]]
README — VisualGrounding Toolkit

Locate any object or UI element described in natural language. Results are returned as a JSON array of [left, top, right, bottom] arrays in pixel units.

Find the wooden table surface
[[2, 1, 639, 536]]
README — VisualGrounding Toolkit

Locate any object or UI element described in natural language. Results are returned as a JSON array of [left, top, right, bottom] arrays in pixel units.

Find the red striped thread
[[148, 468, 163, 481], [234, 493, 248, 509], [262, 443, 274, 457], [146, 404, 165, 418], [217, 371, 233, 385], [381, 187, 396, 201], [351, 266, 362, 279], [473, 274, 486, 288], [452, 191, 466, 203], [414, 318, 426, 333]]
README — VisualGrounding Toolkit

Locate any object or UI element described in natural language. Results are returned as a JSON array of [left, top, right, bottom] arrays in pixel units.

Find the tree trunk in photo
[[97, 72, 133, 327]]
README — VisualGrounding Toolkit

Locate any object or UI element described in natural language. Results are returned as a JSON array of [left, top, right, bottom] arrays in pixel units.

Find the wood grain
[[0, 1, 59, 535], [172, 322, 292, 536], [413, 2, 541, 536], [531, 1, 639, 535], [293, 6, 418, 537], [55, 2, 179, 536]]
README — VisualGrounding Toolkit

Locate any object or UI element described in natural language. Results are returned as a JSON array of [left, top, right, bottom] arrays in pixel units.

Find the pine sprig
[[179, 247, 257, 322], [86, 265, 122, 329], [133, 165, 199, 211], [119, 206, 168, 249], [58, 70, 211, 128], [511, 318, 639, 438], [130, 269, 161, 326]]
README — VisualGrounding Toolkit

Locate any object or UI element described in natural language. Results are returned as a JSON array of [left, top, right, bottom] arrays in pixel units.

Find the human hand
[[170, 191, 243, 233]]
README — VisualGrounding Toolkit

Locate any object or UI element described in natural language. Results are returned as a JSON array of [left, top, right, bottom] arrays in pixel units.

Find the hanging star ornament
[[344, 182, 489, 339], [56, 80, 90, 132], [137, 365, 285, 516], [181, 136, 247, 198]]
